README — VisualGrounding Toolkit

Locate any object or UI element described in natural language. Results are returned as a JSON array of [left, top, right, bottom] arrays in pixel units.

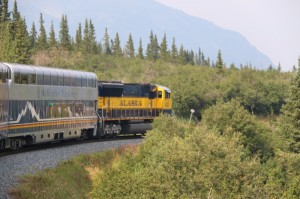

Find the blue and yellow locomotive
[[97, 81, 172, 136]]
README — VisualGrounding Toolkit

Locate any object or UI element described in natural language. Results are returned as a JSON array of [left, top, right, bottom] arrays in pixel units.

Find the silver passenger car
[[0, 62, 98, 150]]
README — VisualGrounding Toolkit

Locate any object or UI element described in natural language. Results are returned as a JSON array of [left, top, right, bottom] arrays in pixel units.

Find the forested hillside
[[0, 0, 293, 118], [2, 1, 300, 198]]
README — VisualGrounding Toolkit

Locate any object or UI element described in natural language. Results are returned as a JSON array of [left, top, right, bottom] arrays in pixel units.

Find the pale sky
[[156, 0, 300, 71]]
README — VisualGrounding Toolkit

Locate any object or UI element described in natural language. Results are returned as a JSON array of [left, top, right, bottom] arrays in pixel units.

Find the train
[[0, 62, 172, 150]]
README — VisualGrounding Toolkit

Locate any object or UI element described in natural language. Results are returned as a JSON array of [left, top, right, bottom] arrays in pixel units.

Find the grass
[[10, 144, 139, 199]]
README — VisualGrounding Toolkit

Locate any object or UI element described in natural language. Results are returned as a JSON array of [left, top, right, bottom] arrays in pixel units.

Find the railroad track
[[0, 136, 144, 199], [0, 135, 144, 158]]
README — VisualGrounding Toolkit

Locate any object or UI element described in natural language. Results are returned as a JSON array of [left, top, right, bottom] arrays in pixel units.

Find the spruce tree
[[113, 32, 122, 56], [178, 45, 185, 64], [83, 19, 90, 53], [29, 22, 37, 49], [124, 33, 135, 58], [88, 19, 97, 54], [37, 13, 48, 49], [277, 62, 281, 72], [216, 49, 224, 73], [0, 23, 13, 61], [281, 57, 300, 153], [146, 31, 154, 60], [12, 0, 20, 22], [102, 28, 111, 55], [11, 17, 30, 63], [152, 35, 160, 60], [59, 14, 71, 50], [137, 38, 144, 59], [146, 31, 160, 60], [49, 21, 57, 48], [0, 0, 9, 23], [171, 38, 178, 64], [160, 33, 168, 61], [75, 23, 83, 51]]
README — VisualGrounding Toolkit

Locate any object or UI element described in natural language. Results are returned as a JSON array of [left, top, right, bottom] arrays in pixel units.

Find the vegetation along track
[[0, 136, 143, 199]]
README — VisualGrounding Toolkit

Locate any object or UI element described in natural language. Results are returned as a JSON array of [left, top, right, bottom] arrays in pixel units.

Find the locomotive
[[0, 62, 172, 150]]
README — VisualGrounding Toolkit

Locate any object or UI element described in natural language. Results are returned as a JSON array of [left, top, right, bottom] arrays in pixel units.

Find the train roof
[[155, 85, 171, 93], [2, 62, 97, 79]]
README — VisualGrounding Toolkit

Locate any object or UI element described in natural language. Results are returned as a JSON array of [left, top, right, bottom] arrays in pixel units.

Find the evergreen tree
[[102, 28, 111, 55], [171, 38, 178, 64], [277, 62, 281, 72], [59, 14, 71, 50], [189, 50, 195, 65], [75, 23, 83, 51], [49, 21, 57, 48], [268, 64, 273, 71], [29, 22, 37, 49], [12, 0, 20, 22], [124, 33, 135, 58], [37, 13, 48, 49], [110, 39, 114, 55], [83, 19, 90, 53], [152, 34, 160, 60], [201, 51, 206, 66], [146, 30, 160, 60], [137, 38, 144, 59], [146, 31, 154, 60], [178, 45, 185, 64], [88, 19, 98, 54], [11, 17, 30, 63], [0, 0, 9, 23], [216, 49, 224, 73], [113, 32, 122, 56], [207, 57, 211, 67], [160, 33, 169, 61], [281, 57, 300, 153], [195, 48, 201, 65], [0, 23, 13, 61]]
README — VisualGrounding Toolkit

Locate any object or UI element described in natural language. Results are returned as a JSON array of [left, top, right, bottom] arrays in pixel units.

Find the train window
[[37, 74, 43, 85], [64, 75, 70, 86], [88, 78, 93, 88], [149, 92, 156, 99], [158, 91, 162, 98], [14, 72, 21, 84], [57, 74, 64, 86], [70, 77, 76, 87], [21, 73, 28, 84], [28, 73, 36, 84], [76, 77, 81, 87], [51, 74, 58, 86], [165, 91, 171, 99], [44, 75, 51, 85], [36, 69, 44, 85], [82, 77, 87, 87]]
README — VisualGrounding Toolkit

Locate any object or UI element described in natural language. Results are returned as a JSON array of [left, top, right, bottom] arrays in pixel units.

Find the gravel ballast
[[0, 138, 143, 199]]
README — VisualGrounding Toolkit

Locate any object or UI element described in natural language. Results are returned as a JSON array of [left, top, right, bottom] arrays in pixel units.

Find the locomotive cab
[[150, 85, 172, 115]]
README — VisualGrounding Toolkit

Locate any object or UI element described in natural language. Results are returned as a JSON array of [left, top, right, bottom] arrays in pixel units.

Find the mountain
[[15, 0, 272, 68]]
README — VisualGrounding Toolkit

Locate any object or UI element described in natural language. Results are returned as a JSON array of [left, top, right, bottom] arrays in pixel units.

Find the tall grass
[[10, 145, 139, 199]]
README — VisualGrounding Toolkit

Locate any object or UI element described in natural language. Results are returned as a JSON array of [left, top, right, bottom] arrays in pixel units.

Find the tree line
[[0, 0, 226, 68]]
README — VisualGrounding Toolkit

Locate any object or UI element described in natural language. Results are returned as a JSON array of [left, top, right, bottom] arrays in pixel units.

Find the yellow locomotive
[[97, 81, 172, 136]]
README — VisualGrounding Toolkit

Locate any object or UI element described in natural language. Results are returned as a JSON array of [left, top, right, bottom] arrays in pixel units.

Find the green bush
[[90, 116, 300, 198], [201, 99, 274, 161]]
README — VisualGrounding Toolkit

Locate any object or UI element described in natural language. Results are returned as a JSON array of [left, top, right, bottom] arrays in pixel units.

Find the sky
[[155, 0, 300, 71]]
